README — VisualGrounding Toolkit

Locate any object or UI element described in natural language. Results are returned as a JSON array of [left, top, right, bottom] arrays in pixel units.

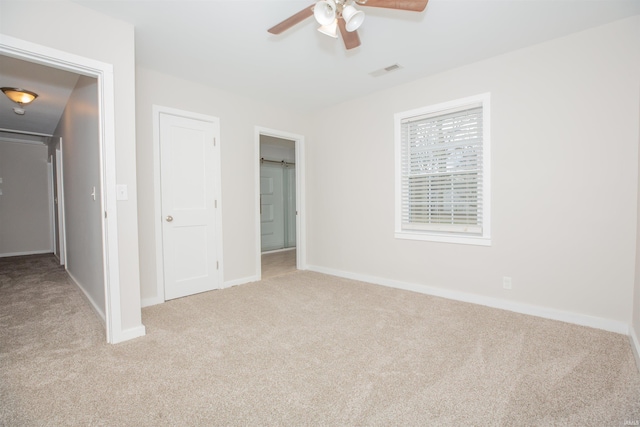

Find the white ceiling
[[1, 0, 639, 136]]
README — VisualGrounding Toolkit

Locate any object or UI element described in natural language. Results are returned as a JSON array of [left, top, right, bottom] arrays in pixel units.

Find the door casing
[[0, 34, 134, 343], [255, 127, 306, 279]]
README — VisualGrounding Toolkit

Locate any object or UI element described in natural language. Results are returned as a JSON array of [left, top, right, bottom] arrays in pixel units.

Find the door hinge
[[215, 200, 218, 208], [104, 211, 107, 218], [216, 261, 219, 270], [213, 137, 216, 147]]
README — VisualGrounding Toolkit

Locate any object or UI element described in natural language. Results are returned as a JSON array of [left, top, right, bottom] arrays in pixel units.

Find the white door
[[260, 163, 285, 251], [160, 113, 221, 300]]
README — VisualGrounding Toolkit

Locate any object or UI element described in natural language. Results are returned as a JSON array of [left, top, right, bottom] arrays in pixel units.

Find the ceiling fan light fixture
[[314, 0, 337, 26], [342, 5, 365, 32], [318, 20, 339, 38], [1, 87, 38, 105]]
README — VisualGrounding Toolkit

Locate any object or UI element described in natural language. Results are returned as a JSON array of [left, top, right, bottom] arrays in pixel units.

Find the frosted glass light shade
[[314, 0, 337, 26], [318, 20, 338, 38], [342, 5, 364, 32], [1, 87, 38, 105]]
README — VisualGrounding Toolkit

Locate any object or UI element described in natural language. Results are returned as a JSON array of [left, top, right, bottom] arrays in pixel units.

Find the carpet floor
[[1, 254, 639, 426]]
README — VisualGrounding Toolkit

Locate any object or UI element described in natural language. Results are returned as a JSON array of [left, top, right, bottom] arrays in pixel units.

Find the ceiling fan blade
[[267, 4, 315, 35], [337, 18, 361, 50], [356, 0, 428, 12]]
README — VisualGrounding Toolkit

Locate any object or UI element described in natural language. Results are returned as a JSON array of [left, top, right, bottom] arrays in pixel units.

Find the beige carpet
[[1, 254, 640, 426]]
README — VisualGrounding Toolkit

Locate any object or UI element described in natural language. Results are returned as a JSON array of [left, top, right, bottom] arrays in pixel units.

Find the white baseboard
[[141, 296, 164, 308], [66, 270, 106, 323], [111, 325, 146, 344], [141, 275, 259, 308], [307, 265, 629, 335], [0, 249, 52, 258], [630, 326, 640, 373], [262, 247, 296, 255], [224, 275, 259, 289]]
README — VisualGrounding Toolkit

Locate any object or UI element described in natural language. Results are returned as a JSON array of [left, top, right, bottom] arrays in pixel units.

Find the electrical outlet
[[503, 276, 512, 290]]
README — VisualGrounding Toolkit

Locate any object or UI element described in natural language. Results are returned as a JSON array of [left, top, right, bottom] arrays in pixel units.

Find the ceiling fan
[[267, 0, 429, 50]]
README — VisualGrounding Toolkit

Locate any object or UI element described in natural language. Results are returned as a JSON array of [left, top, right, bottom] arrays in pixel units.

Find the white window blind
[[397, 96, 489, 243]]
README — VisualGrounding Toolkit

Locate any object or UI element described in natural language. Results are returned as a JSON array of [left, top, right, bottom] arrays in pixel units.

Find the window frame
[[394, 93, 491, 246]]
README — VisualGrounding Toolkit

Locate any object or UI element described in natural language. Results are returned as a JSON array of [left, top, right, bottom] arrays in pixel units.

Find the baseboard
[[66, 270, 106, 324], [262, 247, 296, 255], [307, 265, 629, 335], [141, 296, 164, 308], [0, 249, 52, 258], [111, 325, 146, 344], [224, 275, 259, 289], [141, 275, 259, 307], [630, 326, 640, 373]]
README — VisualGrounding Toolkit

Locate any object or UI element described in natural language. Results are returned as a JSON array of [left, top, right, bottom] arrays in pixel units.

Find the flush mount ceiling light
[[1, 87, 38, 105], [1, 87, 38, 115], [268, 0, 428, 50]]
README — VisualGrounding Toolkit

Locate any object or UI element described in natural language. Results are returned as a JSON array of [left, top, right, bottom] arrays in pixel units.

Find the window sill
[[395, 231, 491, 246]]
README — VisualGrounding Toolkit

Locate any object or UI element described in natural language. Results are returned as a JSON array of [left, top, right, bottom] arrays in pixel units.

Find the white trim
[[152, 105, 224, 304], [56, 145, 66, 266], [67, 270, 106, 323], [255, 127, 306, 280], [141, 296, 164, 308], [0, 136, 48, 145], [116, 325, 146, 342], [262, 247, 296, 255], [224, 275, 260, 289], [0, 34, 128, 344], [0, 250, 52, 258], [306, 264, 629, 335], [630, 326, 640, 373], [48, 159, 55, 254], [0, 128, 53, 138]]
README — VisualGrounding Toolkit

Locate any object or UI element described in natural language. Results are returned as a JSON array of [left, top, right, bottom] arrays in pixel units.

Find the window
[[395, 93, 491, 246]]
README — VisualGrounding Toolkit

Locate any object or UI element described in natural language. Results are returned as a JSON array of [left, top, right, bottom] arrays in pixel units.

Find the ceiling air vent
[[369, 63, 403, 77]]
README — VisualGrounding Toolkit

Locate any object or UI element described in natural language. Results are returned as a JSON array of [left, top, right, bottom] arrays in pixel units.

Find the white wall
[[0, 140, 51, 256], [306, 16, 640, 330], [0, 0, 143, 333], [54, 76, 105, 317], [135, 67, 308, 304]]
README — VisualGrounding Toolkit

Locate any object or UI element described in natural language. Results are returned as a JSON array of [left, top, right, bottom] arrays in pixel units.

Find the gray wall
[[0, 140, 52, 256], [54, 76, 105, 318]]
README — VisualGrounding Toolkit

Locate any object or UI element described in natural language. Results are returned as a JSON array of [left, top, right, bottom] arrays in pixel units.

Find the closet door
[[260, 163, 285, 251]]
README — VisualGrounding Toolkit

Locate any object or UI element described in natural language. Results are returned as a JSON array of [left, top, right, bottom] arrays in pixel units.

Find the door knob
[[166, 215, 174, 222]]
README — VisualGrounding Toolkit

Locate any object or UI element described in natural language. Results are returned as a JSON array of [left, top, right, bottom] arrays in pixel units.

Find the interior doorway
[[0, 35, 130, 343], [255, 127, 305, 280]]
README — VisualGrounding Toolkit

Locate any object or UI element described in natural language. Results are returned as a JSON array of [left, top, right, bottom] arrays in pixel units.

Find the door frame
[[151, 105, 224, 306], [0, 34, 125, 343], [55, 146, 66, 266], [255, 126, 306, 279]]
